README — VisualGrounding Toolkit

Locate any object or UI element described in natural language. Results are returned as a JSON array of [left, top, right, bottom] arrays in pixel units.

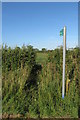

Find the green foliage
[[36, 52, 48, 64], [2, 45, 36, 72], [2, 45, 80, 118], [41, 48, 47, 52]]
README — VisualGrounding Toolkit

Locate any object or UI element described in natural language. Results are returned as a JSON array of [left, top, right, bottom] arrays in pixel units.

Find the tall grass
[[2, 46, 80, 118]]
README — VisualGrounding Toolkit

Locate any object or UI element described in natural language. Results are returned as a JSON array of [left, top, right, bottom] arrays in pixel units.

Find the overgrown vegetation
[[2, 44, 80, 118]]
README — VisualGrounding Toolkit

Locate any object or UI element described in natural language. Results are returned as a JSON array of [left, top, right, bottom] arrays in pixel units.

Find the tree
[[42, 48, 47, 52]]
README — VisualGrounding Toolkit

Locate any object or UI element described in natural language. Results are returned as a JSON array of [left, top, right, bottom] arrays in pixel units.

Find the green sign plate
[[60, 29, 64, 36]]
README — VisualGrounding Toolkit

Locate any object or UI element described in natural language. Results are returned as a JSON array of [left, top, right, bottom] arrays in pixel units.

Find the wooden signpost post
[[60, 26, 66, 98]]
